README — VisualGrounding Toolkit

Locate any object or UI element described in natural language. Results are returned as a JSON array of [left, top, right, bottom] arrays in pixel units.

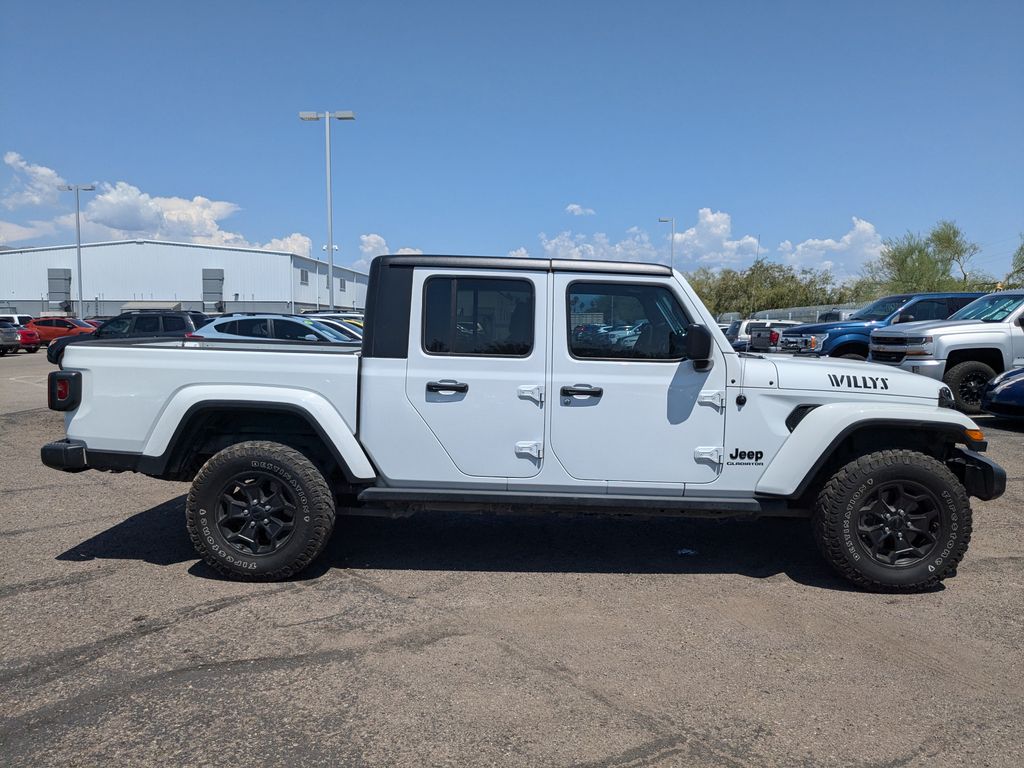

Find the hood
[[871, 318, 991, 338], [774, 357, 943, 401], [781, 319, 880, 336]]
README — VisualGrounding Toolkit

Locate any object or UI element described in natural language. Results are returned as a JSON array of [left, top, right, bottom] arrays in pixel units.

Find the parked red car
[[24, 317, 95, 344], [17, 325, 41, 353]]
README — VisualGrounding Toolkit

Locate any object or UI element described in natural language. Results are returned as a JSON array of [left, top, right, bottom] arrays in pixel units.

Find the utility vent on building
[[202, 268, 224, 313], [48, 268, 72, 311]]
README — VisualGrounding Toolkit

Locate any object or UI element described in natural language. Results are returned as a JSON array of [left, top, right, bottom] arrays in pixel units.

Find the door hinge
[[694, 446, 723, 464], [515, 441, 544, 459], [517, 384, 544, 404], [697, 390, 725, 409]]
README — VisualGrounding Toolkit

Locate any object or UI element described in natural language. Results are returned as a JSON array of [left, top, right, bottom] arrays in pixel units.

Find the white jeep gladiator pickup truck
[[42, 255, 1006, 591]]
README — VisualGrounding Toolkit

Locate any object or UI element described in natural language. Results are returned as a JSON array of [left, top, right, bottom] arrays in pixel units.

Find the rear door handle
[[427, 380, 469, 394], [560, 385, 603, 398]]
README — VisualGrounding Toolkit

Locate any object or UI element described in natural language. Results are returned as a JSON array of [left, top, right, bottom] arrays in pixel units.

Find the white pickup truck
[[42, 255, 1006, 591]]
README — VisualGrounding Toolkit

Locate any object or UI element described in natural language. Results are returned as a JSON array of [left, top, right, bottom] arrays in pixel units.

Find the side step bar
[[357, 487, 795, 517]]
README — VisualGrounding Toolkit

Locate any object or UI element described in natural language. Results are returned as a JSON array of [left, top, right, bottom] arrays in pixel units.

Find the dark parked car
[[47, 310, 210, 365], [980, 368, 1024, 419]]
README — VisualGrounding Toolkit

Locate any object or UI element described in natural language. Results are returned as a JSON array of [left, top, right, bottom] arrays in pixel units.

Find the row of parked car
[[0, 309, 365, 366], [726, 289, 1024, 417]]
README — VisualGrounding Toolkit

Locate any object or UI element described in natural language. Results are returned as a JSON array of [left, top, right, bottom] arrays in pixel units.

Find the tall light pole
[[300, 110, 355, 310], [59, 184, 95, 316], [658, 217, 676, 271]]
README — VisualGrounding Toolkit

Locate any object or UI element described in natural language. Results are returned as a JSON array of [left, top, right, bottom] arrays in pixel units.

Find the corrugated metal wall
[[0, 241, 368, 314]]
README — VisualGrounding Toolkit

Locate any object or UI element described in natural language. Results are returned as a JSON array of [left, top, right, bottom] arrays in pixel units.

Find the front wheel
[[813, 449, 971, 592], [186, 441, 336, 580], [26, 347, 39, 353], [944, 360, 996, 415]]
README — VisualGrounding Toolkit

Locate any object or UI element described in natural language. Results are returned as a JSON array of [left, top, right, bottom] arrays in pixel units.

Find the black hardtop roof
[[374, 254, 672, 277]]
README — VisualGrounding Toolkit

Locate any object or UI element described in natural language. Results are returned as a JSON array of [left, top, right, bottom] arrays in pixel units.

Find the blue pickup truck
[[779, 292, 982, 359]]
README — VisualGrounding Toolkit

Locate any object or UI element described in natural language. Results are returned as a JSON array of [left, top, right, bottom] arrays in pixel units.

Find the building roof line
[[0, 238, 368, 275]]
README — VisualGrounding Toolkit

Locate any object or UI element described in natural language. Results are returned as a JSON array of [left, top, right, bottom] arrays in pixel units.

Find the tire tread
[[185, 440, 335, 581], [813, 449, 972, 592]]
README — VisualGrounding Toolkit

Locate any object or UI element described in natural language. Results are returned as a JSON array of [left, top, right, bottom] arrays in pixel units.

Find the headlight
[[904, 336, 934, 356], [802, 333, 829, 350]]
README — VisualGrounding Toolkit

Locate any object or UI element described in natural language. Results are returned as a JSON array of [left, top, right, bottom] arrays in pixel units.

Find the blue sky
[[1, 0, 1021, 278]]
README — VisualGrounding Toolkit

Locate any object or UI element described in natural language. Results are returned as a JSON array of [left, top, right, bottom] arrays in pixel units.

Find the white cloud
[[565, 203, 595, 216], [353, 233, 421, 271], [674, 208, 762, 266], [0, 152, 313, 256], [540, 226, 658, 262], [507, 246, 529, 259], [0, 218, 56, 245], [2, 152, 66, 209], [777, 217, 882, 277]]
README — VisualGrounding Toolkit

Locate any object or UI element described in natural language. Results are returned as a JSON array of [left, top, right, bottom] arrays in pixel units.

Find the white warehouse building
[[0, 239, 368, 317]]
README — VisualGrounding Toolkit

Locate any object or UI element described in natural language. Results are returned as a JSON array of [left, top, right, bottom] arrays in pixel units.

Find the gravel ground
[[1, 351, 1023, 767]]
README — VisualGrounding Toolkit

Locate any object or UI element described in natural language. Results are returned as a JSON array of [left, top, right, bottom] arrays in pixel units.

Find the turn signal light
[[964, 428, 985, 443]]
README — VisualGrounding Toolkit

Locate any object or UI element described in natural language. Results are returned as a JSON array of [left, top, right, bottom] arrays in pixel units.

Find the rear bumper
[[41, 439, 89, 472], [947, 447, 1006, 501], [41, 439, 143, 474]]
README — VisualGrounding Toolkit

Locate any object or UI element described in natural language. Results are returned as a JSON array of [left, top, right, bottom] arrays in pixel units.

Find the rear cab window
[[422, 276, 534, 356]]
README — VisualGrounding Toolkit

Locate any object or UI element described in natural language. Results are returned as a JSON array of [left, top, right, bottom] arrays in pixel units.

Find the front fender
[[143, 384, 376, 480], [823, 331, 870, 355], [756, 402, 977, 497]]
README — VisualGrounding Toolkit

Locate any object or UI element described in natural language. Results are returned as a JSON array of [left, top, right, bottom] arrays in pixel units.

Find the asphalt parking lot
[[2, 350, 1023, 767]]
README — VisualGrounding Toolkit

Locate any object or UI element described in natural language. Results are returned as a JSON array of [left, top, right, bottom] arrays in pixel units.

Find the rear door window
[[163, 316, 186, 332], [272, 319, 317, 340], [423, 277, 534, 356], [133, 315, 161, 334], [233, 318, 270, 337], [905, 299, 948, 322]]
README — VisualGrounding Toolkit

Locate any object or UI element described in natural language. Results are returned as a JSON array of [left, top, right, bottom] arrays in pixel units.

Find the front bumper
[[871, 357, 946, 381], [947, 447, 1006, 501]]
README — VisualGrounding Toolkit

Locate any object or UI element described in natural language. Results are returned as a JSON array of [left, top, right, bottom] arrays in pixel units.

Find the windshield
[[726, 320, 741, 337], [848, 296, 911, 321], [949, 294, 1024, 323]]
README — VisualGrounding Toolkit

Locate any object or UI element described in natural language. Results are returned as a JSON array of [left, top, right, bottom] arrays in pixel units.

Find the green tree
[[1003, 234, 1024, 289], [860, 220, 993, 294]]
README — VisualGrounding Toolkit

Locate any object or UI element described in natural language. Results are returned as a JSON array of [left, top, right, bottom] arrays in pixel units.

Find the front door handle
[[427, 380, 469, 394], [560, 384, 603, 398]]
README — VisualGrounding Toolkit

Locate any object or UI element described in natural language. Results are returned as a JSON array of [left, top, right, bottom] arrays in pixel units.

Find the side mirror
[[896, 313, 914, 323], [303, 334, 319, 341], [685, 324, 714, 371], [1018, 316, 1024, 329]]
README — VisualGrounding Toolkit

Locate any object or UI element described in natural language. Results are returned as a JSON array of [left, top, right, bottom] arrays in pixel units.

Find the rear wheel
[[944, 360, 996, 415], [813, 449, 971, 592], [186, 441, 336, 580]]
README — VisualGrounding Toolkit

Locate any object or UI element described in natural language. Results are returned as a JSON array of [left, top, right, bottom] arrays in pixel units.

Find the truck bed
[[61, 338, 361, 454]]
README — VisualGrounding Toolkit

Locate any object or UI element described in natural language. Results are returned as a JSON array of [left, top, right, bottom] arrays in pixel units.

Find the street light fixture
[[658, 217, 676, 271], [59, 184, 96, 316], [299, 109, 356, 310]]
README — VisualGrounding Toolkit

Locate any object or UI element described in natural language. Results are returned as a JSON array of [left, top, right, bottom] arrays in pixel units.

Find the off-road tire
[[944, 360, 996, 415], [186, 441, 335, 581], [813, 449, 971, 592]]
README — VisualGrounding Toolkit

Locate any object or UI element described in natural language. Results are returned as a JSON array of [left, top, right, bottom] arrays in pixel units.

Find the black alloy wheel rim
[[855, 480, 943, 567], [216, 472, 298, 556], [958, 373, 989, 405]]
